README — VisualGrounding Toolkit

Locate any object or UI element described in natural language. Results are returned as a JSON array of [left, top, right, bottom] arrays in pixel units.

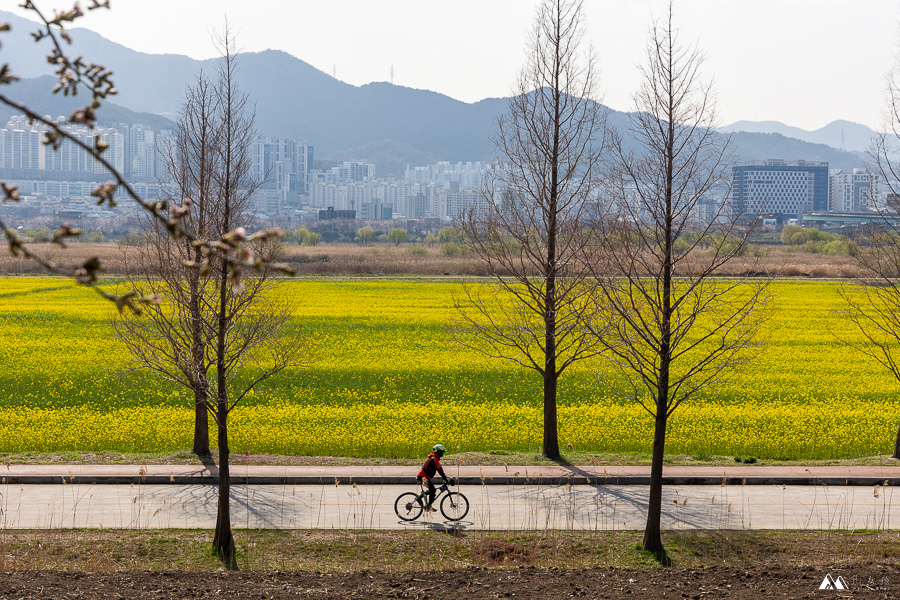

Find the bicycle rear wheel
[[440, 491, 469, 521], [395, 492, 424, 521]]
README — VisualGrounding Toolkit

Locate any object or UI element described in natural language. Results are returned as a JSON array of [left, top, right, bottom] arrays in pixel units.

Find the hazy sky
[[14, 0, 900, 130]]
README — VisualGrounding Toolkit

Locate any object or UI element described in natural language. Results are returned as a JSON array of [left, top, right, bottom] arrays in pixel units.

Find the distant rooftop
[[736, 160, 828, 167]]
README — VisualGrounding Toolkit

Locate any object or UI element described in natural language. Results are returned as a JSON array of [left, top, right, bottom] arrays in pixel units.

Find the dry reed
[[0, 242, 869, 278]]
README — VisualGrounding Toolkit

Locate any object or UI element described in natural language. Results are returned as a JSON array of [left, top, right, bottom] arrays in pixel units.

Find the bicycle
[[394, 478, 469, 521]]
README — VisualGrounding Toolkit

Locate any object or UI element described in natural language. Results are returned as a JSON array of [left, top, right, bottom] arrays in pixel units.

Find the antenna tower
[[391, 64, 394, 85], [333, 64, 336, 79]]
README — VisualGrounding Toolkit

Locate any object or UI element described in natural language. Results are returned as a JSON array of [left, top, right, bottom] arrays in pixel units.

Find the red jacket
[[418, 452, 447, 480]]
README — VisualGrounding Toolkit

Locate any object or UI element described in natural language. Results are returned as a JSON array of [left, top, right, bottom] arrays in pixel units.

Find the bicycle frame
[[418, 480, 451, 501]]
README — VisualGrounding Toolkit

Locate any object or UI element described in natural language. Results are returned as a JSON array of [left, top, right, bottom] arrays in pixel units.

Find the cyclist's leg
[[416, 476, 430, 504], [421, 477, 436, 508]]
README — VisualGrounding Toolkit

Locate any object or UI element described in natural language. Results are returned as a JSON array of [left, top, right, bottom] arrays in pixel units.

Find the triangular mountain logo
[[819, 574, 848, 590]]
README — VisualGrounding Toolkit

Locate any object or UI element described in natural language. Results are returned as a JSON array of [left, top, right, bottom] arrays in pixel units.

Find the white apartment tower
[[0, 115, 125, 176], [828, 168, 878, 212]]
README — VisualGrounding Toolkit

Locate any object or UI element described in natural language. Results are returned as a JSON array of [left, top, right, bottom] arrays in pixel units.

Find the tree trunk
[[544, 107, 559, 460], [189, 252, 210, 457], [643, 80, 676, 553], [212, 406, 236, 569], [543, 250, 559, 460], [542, 370, 560, 459], [893, 417, 900, 460], [643, 404, 668, 551], [212, 186, 235, 567], [191, 387, 210, 456], [212, 250, 235, 569]]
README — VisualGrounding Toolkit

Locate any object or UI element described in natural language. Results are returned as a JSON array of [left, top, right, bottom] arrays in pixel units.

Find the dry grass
[[718, 246, 866, 279], [0, 243, 127, 275], [279, 243, 489, 276], [0, 529, 896, 572], [0, 242, 868, 278]]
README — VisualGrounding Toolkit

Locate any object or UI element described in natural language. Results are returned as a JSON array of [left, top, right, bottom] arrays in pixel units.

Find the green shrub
[[800, 240, 826, 254], [789, 230, 808, 245], [387, 228, 408, 246], [438, 226, 459, 244], [781, 225, 804, 245], [294, 227, 310, 245], [673, 237, 692, 255], [404, 245, 429, 256], [441, 242, 469, 256], [24, 227, 52, 242], [118, 231, 145, 247], [823, 239, 850, 256]]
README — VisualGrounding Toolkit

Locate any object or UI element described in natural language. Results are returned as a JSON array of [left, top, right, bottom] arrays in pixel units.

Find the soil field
[[0, 565, 897, 599], [0, 530, 898, 598]]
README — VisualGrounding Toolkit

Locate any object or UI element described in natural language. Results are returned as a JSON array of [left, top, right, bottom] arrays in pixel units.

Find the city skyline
[[9, 0, 898, 131]]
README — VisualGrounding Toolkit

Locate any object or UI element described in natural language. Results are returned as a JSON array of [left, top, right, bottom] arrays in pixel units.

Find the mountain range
[[719, 120, 877, 154], [0, 9, 870, 178]]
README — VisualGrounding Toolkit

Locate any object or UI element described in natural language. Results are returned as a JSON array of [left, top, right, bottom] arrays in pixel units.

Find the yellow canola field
[[0, 278, 896, 459]]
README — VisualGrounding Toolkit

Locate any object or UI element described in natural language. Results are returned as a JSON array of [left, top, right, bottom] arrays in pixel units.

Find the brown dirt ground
[[0, 565, 898, 599], [0, 530, 898, 598]]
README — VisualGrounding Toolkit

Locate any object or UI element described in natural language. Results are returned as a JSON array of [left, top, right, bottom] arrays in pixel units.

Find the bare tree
[[592, 6, 769, 552], [456, 0, 607, 460], [115, 71, 231, 457], [838, 60, 900, 459], [115, 32, 311, 569], [206, 30, 315, 569]]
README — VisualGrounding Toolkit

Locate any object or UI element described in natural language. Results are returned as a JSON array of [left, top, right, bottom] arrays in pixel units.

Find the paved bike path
[[2, 482, 897, 531], [2, 464, 899, 485]]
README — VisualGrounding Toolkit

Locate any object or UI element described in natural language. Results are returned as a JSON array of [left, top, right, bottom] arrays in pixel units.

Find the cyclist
[[417, 444, 455, 512]]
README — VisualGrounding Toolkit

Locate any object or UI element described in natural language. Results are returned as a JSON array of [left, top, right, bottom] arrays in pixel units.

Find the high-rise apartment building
[[732, 160, 829, 218], [828, 168, 878, 212], [251, 136, 315, 199], [119, 123, 161, 180], [0, 115, 125, 177], [307, 161, 488, 220]]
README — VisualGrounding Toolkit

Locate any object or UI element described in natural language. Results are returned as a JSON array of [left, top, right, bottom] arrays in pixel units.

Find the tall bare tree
[[115, 31, 311, 569], [456, 0, 607, 459], [592, 6, 769, 552], [207, 30, 314, 569], [838, 60, 900, 459], [115, 71, 224, 457]]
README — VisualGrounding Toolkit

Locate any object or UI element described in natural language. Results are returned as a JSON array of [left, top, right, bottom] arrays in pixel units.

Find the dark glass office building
[[732, 160, 829, 219]]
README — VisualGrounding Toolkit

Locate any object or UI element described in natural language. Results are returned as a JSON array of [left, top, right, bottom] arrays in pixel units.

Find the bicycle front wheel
[[440, 491, 469, 521], [395, 492, 424, 521]]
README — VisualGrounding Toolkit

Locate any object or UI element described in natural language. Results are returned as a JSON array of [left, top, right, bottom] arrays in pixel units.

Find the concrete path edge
[[3, 465, 900, 486]]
